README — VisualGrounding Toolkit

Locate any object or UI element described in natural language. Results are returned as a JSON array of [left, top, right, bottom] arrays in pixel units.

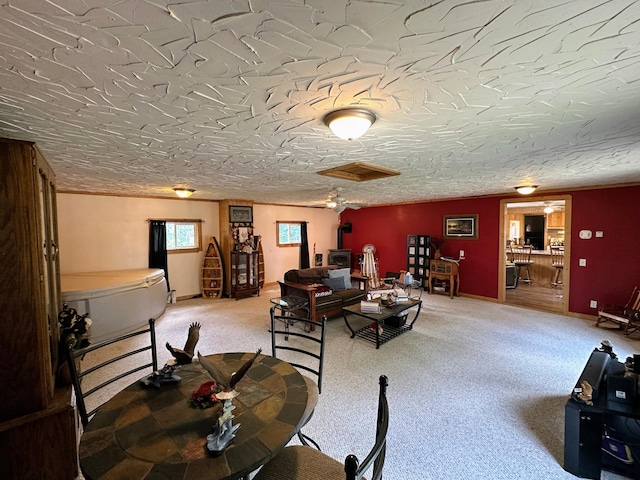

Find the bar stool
[[510, 245, 534, 285], [551, 246, 564, 286]]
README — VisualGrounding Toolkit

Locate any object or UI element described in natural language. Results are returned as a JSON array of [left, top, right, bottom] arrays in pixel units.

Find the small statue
[[143, 322, 201, 387], [598, 339, 617, 359], [58, 304, 92, 349], [206, 398, 241, 455], [575, 380, 593, 406], [198, 349, 262, 454]]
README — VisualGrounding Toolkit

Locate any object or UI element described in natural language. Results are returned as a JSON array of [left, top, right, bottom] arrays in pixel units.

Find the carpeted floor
[[82, 285, 637, 479]]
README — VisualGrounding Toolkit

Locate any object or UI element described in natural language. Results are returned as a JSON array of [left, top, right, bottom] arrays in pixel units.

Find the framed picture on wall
[[444, 214, 478, 239], [229, 205, 253, 223]]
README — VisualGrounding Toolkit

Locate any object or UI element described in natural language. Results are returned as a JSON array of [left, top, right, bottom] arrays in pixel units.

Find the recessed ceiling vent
[[317, 162, 400, 182]]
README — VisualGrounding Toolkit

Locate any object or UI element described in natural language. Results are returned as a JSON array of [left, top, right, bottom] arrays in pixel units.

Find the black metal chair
[[253, 375, 389, 480], [270, 307, 326, 449], [64, 318, 158, 427]]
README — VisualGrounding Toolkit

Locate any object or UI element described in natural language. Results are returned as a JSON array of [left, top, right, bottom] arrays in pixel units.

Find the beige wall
[[57, 194, 220, 297], [253, 204, 340, 281], [57, 194, 339, 298]]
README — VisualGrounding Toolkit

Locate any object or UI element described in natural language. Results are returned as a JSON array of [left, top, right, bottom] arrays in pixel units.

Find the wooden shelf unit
[[407, 234, 431, 289], [201, 236, 224, 299]]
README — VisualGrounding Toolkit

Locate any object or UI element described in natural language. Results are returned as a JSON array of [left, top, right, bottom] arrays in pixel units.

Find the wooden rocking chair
[[596, 286, 640, 335]]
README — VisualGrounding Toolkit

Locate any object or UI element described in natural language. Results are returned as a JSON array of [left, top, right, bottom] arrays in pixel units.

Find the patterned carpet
[[80, 285, 636, 480]]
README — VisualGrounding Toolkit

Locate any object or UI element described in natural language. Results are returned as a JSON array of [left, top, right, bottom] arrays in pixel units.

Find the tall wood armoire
[[0, 138, 77, 479]]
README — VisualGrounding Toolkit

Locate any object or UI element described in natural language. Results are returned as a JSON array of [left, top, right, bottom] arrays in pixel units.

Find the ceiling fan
[[326, 187, 362, 213]]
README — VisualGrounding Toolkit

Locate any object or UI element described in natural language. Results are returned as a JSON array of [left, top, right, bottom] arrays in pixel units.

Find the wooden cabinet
[[230, 251, 260, 299], [547, 211, 564, 228], [0, 138, 77, 478], [407, 235, 431, 289], [429, 259, 460, 298]]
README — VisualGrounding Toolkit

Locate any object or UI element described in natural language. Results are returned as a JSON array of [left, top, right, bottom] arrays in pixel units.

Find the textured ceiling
[[1, 0, 640, 207]]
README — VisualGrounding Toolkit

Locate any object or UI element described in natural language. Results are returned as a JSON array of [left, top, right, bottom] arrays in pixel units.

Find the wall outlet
[[579, 258, 587, 267], [590, 300, 598, 308], [459, 250, 465, 259]]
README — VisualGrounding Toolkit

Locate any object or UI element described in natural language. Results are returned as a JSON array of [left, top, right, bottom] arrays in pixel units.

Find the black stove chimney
[[337, 222, 352, 249]]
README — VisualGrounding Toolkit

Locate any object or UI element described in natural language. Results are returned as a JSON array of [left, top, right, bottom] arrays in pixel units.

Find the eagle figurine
[[166, 322, 201, 365], [197, 349, 262, 399], [142, 322, 201, 387]]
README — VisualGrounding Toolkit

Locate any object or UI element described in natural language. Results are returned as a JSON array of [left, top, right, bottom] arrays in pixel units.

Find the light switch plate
[[579, 258, 587, 267], [596, 231, 603, 237]]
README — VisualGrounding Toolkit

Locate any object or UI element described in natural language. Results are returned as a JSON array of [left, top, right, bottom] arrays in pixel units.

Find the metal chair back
[[270, 308, 326, 393], [345, 375, 389, 480], [64, 318, 158, 427]]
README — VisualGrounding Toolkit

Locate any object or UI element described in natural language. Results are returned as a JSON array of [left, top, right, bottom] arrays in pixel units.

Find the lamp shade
[[324, 108, 375, 140], [174, 188, 195, 198], [515, 185, 537, 195]]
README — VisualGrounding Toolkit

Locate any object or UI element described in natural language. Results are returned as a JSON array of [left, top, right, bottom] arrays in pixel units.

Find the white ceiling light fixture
[[515, 185, 538, 195], [333, 204, 347, 213], [324, 108, 376, 141], [543, 202, 555, 214], [173, 188, 195, 198]]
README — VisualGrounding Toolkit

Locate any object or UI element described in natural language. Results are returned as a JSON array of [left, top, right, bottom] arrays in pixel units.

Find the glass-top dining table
[[78, 352, 313, 479]]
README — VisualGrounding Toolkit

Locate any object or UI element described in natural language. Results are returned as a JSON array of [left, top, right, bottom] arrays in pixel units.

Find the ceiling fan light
[[173, 188, 195, 198], [324, 108, 375, 140], [333, 205, 347, 213], [327, 201, 337, 208], [544, 206, 554, 214], [515, 185, 537, 195]]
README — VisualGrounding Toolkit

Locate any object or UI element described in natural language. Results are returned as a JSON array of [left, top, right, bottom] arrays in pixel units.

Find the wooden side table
[[429, 259, 459, 298]]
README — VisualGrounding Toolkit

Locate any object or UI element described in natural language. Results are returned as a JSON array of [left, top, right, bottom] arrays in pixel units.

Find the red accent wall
[[339, 185, 640, 316]]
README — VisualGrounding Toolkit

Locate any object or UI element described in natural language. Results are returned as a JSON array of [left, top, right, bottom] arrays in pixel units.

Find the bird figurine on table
[[197, 349, 262, 454], [167, 322, 201, 365], [197, 349, 262, 400], [143, 322, 201, 387]]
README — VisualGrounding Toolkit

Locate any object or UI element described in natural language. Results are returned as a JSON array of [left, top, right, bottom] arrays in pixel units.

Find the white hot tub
[[61, 268, 168, 343]]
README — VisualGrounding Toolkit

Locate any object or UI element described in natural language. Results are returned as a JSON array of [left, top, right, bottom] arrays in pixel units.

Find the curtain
[[149, 220, 170, 291], [299, 222, 310, 269]]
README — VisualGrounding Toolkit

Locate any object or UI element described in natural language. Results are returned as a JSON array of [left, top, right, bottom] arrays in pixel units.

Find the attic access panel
[[317, 162, 400, 182]]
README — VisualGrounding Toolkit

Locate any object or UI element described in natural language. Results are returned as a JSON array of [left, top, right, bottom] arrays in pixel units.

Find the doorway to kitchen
[[498, 195, 572, 315]]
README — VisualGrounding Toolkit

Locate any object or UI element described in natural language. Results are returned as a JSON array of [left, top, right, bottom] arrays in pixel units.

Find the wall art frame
[[229, 205, 253, 224], [444, 214, 478, 239]]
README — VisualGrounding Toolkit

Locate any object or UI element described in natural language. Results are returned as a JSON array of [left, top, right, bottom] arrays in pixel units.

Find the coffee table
[[342, 299, 422, 349]]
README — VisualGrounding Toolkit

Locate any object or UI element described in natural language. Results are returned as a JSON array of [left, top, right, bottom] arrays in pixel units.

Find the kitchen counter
[[509, 249, 563, 285]]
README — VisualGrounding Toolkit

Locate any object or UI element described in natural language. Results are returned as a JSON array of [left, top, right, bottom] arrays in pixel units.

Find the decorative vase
[[435, 250, 441, 260]]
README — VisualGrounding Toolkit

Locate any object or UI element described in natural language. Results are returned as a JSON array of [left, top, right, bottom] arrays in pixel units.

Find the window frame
[[276, 221, 302, 247], [165, 219, 202, 254]]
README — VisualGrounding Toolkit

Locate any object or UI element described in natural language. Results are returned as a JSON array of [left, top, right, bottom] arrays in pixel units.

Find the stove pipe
[[337, 222, 352, 249]]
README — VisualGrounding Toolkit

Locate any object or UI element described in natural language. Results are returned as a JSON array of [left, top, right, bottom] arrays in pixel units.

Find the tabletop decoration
[[197, 349, 262, 455], [191, 380, 223, 408], [143, 322, 201, 387]]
